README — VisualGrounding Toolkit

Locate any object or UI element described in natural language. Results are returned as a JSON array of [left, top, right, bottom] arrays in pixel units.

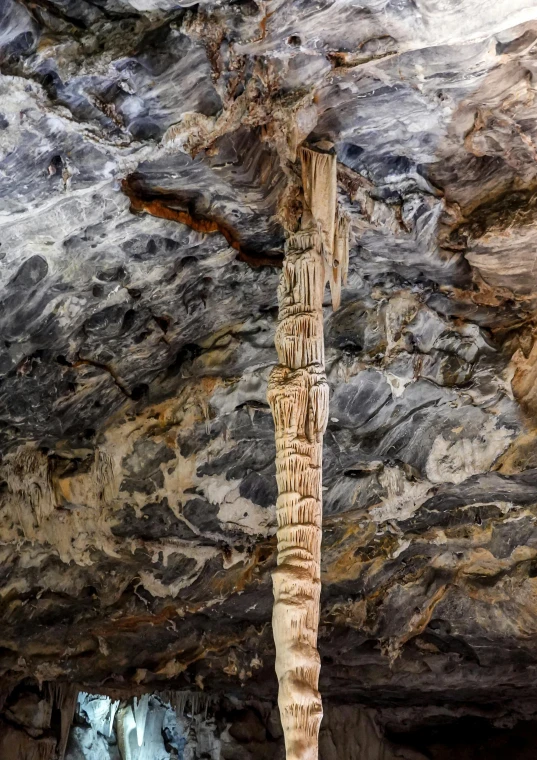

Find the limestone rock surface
[[2, 0, 537, 747]]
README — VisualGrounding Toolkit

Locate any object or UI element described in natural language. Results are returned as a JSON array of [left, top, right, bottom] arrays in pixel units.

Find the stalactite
[[109, 699, 120, 736], [91, 449, 118, 506], [117, 703, 136, 760], [299, 147, 337, 259], [268, 146, 349, 760], [37, 743, 56, 760], [48, 683, 78, 760], [329, 210, 350, 311], [133, 694, 150, 747], [160, 689, 215, 719]]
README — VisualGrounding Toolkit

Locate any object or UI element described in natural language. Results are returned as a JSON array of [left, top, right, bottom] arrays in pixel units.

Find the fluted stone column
[[268, 225, 329, 759], [268, 145, 348, 760]]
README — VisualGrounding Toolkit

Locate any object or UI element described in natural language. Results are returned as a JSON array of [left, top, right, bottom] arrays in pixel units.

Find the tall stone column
[[268, 146, 347, 760]]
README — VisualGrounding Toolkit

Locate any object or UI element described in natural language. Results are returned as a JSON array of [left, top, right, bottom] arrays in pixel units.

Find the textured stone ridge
[[268, 145, 349, 758], [3, 0, 537, 752], [269, 228, 328, 759]]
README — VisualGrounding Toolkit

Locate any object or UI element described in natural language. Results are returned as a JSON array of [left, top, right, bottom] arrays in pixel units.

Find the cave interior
[[3, 0, 537, 757]]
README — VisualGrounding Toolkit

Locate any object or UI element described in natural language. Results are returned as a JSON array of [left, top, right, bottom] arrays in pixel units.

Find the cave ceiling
[[2, 0, 537, 724]]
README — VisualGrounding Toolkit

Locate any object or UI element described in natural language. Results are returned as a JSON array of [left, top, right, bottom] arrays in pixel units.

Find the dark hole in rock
[[48, 154, 63, 174], [176, 255, 198, 272], [153, 315, 170, 333], [128, 117, 163, 141], [97, 266, 128, 283], [166, 343, 202, 377], [122, 308, 137, 332], [131, 383, 149, 401]]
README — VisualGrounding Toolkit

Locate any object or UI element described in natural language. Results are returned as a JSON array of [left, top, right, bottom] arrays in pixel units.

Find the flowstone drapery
[[268, 147, 349, 760]]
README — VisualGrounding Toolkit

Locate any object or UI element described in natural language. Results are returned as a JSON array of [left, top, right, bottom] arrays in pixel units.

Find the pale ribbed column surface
[[268, 226, 329, 760], [269, 146, 348, 760]]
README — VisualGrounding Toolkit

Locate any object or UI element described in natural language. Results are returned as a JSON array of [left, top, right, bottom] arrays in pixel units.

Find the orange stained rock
[[122, 179, 282, 268]]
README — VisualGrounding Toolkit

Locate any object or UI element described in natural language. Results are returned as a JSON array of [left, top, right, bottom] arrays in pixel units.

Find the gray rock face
[[2, 0, 537, 751]]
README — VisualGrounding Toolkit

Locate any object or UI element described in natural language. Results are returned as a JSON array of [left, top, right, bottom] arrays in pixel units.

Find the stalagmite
[[268, 146, 349, 760]]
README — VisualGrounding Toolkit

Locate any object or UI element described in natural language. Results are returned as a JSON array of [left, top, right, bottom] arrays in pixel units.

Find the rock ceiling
[[3, 0, 537, 735]]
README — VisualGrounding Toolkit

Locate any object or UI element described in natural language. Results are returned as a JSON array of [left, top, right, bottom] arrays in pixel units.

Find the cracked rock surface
[[3, 0, 537, 748]]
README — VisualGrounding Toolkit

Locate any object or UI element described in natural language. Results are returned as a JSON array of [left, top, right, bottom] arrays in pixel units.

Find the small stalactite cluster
[[112, 689, 214, 759], [4, 447, 57, 530], [161, 689, 216, 719], [268, 146, 349, 759], [1, 444, 120, 540]]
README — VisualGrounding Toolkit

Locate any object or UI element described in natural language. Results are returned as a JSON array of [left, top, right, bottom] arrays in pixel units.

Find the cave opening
[[62, 692, 537, 759], [5, 681, 537, 760]]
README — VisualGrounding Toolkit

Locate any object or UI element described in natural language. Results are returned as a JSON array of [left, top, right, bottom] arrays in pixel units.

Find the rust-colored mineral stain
[[259, 9, 274, 40], [121, 179, 282, 268]]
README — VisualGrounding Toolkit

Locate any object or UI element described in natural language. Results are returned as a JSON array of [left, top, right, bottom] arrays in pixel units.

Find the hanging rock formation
[[268, 147, 348, 759]]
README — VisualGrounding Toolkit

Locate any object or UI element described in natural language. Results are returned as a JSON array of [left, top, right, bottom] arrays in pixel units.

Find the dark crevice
[[72, 355, 132, 398]]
